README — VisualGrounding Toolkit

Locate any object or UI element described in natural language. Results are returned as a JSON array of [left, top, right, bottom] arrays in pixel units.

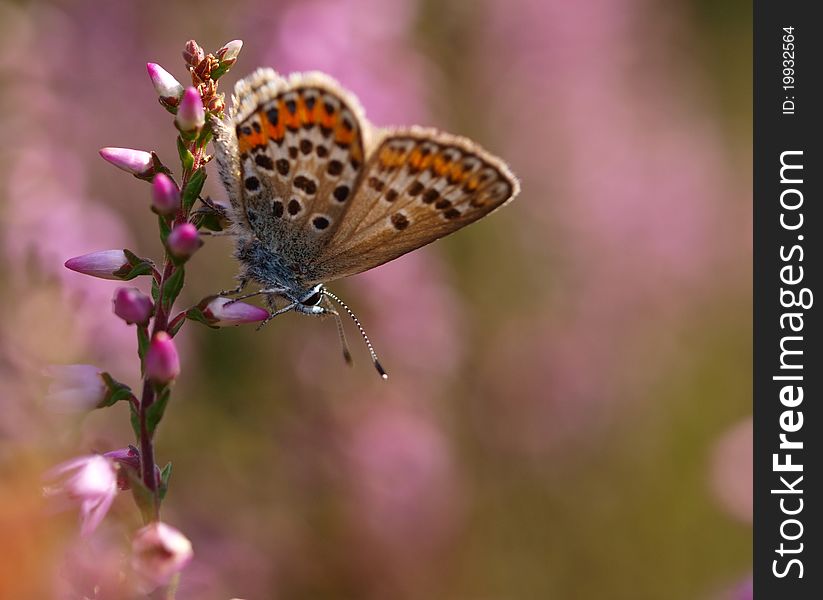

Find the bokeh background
[[0, 0, 751, 598]]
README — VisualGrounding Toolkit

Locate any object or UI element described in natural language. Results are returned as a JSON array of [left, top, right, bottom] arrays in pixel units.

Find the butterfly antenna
[[323, 290, 388, 380], [330, 309, 354, 367]]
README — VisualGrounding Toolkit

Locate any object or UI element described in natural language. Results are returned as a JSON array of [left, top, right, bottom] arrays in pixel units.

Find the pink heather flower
[[151, 173, 180, 215], [99, 147, 153, 176], [104, 446, 141, 491], [45, 455, 118, 536], [146, 62, 184, 104], [202, 297, 269, 326], [167, 223, 201, 258], [132, 522, 193, 592], [113, 287, 153, 325], [145, 332, 180, 384], [217, 39, 243, 65], [175, 87, 205, 133], [103, 446, 139, 465], [44, 364, 106, 412], [65, 249, 129, 280]]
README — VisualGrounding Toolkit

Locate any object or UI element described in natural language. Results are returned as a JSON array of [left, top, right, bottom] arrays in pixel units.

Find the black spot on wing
[[333, 185, 350, 203], [391, 213, 410, 230], [255, 155, 273, 170]]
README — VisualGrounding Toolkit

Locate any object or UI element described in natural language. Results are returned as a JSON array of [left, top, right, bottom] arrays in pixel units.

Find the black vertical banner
[[754, 2, 823, 598]]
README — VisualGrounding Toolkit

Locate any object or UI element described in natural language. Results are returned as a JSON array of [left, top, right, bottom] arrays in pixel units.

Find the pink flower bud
[[175, 87, 205, 133], [182, 40, 205, 67], [145, 332, 180, 384], [217, 39, 243, 65], [45, 365, 107, 412], [99, 147, 153, 176], [45, 455, 119, 536], [146, 63, 184, 104], [131, 522, 193, 592], [65, 250, 129, 280], [151, 173, 180, 215], [202, 297, 270, 326], [113, 287, 153, 325], [167, 223, 201, 258]]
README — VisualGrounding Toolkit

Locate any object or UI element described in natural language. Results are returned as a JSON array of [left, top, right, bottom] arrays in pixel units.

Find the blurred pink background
[[0, 0, 751, 598]]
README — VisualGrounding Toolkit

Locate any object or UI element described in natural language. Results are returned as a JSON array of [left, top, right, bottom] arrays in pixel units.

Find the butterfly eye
[[303, 291, 323, 306]]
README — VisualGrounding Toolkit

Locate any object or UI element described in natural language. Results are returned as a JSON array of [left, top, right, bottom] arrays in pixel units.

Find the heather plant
[[53, 38, 263, 593]]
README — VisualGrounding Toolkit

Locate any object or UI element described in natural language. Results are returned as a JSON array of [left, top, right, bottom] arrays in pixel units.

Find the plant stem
[[138, 260, 173, 517], [137, 136, 203, 519]]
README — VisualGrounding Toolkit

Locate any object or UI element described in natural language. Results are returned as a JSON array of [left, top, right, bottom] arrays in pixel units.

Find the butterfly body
[[212, 69, 519, 368]]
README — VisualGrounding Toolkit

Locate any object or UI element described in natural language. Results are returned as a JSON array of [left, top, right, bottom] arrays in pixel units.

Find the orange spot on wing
[[379, 147, 410, 169], [334, 125, 356, 145], [296, 96, 317, 127], [379, 148, 401, 169], [464, 176, 480, 192], [409, 148, 423, 169], [432, 154, 448, 176], [447, 163, 464, 184], [281, 99, 300, 130], [319, 110, 336, 129], [256, 108, 281, 143], [237, 122, 268, 154]]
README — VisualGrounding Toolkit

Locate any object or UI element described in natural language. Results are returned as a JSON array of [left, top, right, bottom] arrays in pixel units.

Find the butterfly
[[212, 69, 519, 377]]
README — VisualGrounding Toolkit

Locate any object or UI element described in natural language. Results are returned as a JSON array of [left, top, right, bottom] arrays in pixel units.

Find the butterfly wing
[[214, 69, 371, 264], [302, 127, 519, 284]]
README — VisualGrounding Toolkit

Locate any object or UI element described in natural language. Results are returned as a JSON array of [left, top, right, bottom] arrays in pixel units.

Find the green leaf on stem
[[147, 386, 171, 437], [160, 266, 185, 313], [151, 277, 160, 304], [159, 462, 173, 501], [168, 313, 187, 336], [160, 97, 178, 115], [192, 210, 224, 232], [137, 325, 150, 373], [177, 136, 194, 171], [114, 249, 155, 281], [150, 152, 172, 177], [211, 63, 232, 81], [177, 126, 198, 143], [185, 306, 219, 329], [182, 167, 206, 214], [196, 122, 213, 147], [129, 400, 141, 440], [126, 469, 157, 524], [158, 214, 172, 245], [97, 372, 133, 408]]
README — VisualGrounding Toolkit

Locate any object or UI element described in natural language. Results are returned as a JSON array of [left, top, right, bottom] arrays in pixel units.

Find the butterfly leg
[[217, 278, 249, 297], [224, 286, 286, 305], [255, 300, 297, 331]]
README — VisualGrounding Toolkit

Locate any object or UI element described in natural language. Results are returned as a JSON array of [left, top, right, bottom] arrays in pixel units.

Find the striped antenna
[[323, 290, 387, 380]]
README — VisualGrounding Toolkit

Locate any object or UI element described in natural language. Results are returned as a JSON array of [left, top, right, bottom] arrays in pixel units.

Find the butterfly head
[[291, 283, 326, 315]]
